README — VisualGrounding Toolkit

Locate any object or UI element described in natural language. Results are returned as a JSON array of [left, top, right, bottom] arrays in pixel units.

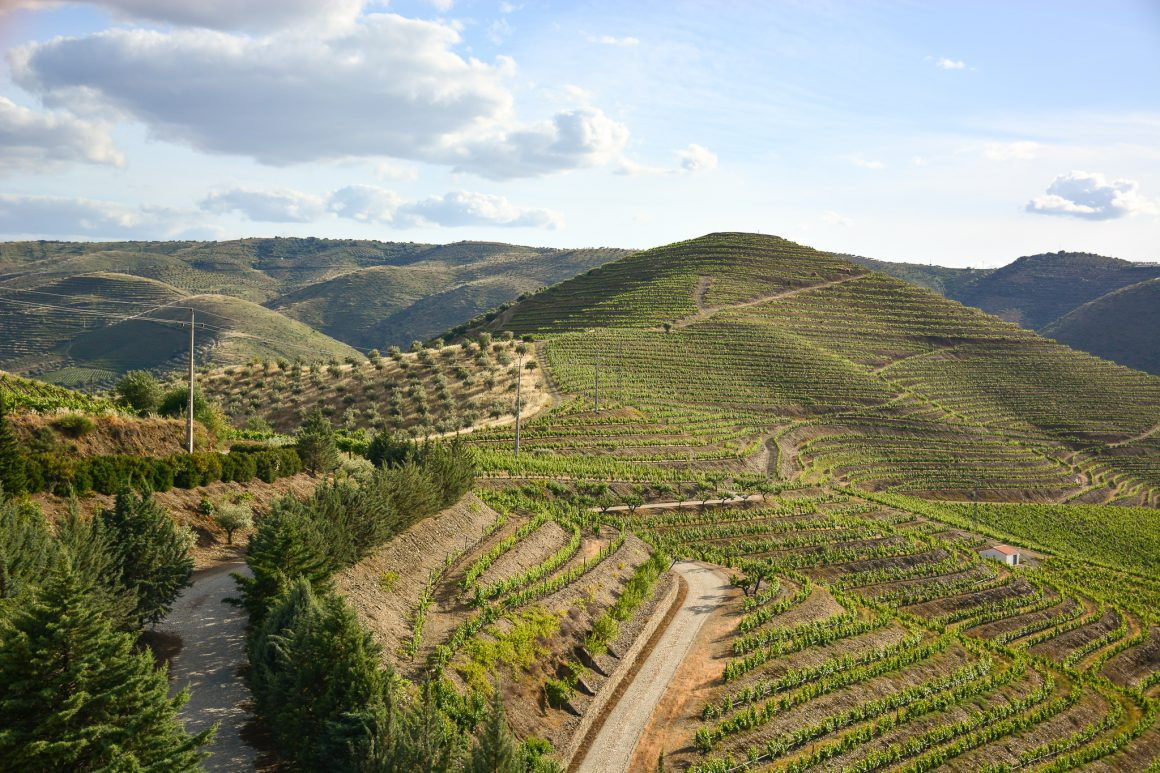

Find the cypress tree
[[100, 488, 194, 626], [297, 409, 339, 475], [0, 396, 26, 496], [0, 560, 210, 770], [465, 690, 519, 773]]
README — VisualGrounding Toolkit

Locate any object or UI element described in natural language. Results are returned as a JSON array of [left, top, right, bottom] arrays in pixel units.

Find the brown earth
[[10, 412, 212, 456]]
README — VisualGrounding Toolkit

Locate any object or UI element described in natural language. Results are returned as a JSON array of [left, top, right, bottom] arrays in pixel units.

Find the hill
[[1042, 278, 1160, 376], [946, 251, 1160, 330], [461, 232, 1160, 505], [0, 238, 629, 386]]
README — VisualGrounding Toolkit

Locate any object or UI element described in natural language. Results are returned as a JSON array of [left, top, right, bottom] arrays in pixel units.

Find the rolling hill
[[460, 232, 1160, 505], [0, 238, 630, 386], [1042, 278, 1160, 376]]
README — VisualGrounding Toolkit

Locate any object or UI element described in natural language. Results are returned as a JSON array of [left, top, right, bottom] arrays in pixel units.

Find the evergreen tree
[[55, 501, 136, 630], [465, 690, 519, 773], [0, 560, 210, 770], [297, 409, 339, 475], [233, 501, 334, 622], [0, 396, 26, 496], [400, 680, 464, 773], [0, 497, 56, 610], [100, 488, 194, 626]]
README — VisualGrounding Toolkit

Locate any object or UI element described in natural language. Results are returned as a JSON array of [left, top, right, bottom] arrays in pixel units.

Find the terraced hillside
[[464, 233, 1160, 505], [0, 238, 629, 385], [617, 488, 1160, 772], [199, 337, 546, 437]]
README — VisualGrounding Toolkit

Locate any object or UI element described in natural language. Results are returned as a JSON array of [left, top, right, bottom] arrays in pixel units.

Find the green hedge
[[20, 447, 301, 496]]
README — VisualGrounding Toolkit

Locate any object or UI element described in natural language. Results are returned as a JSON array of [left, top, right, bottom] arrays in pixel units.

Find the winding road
[[576, 561, 731, 773], [158, 562, 257, 772]]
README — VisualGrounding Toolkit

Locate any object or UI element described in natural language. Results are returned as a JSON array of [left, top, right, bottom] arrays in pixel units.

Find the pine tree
[[100, 488, 194, 626], [297, 408, 339, 475], [400, 680, 463, 773], [0, 396, 26, 496], [233, 501, 333, 622], [55, 500, 136, 630], [465, 689, 519, 773], [0, 560, 210, 770], [0, 497, 56, 608]]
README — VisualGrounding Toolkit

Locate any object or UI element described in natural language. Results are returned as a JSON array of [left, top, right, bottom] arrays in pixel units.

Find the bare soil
[[10, 412, 211, 457]]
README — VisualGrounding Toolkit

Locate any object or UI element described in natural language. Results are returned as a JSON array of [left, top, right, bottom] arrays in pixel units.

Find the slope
[[464, 233, 1160, 504], [1042, 278, 1160, 375], [947, 251, 1160, 330]]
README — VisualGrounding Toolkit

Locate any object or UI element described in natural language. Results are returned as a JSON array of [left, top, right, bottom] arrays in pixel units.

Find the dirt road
[[576, 562, 731, 773], [158, 562, 257, 772]]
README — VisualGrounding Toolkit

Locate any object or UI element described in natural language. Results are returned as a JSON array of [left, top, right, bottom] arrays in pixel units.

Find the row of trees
[[0, 490, 206, 770]]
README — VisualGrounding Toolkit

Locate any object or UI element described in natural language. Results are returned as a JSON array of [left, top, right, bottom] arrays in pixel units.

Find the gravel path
[[577, 561, 730, 773], [159, 562, 256, 772]]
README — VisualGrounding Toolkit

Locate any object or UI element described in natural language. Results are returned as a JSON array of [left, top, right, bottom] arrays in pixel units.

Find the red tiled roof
[[989, 545, 1020, 555]]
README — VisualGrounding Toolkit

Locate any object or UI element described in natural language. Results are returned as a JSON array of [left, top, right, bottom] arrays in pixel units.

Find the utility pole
[[514, 348, 523, 457], [186, 309, 195, 454]]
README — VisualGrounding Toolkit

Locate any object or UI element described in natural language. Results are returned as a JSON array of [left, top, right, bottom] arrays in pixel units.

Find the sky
[[0, 0, 1157, 267]]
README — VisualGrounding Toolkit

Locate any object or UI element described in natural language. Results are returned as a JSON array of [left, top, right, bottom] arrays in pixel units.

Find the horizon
[[0, 1, 1158, 267]]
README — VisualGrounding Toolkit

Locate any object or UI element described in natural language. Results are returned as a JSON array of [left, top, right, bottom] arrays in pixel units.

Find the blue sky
[[0, 0, 1157, 266]]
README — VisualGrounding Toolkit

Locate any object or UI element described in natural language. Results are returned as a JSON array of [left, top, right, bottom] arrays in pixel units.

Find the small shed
[[980, 544, 1020, 566]]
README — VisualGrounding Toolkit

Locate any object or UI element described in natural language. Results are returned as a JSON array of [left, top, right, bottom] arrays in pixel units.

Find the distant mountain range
[[842, 251, 1160, 374], [0, 238, 1154, 388]]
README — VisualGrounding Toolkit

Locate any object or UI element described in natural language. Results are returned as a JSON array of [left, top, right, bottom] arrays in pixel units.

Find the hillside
[[462, 233, 1160, 505], [946, 251, 1160, 330], [1043, 278, 1160, 376], [0, 238, 630, 386]]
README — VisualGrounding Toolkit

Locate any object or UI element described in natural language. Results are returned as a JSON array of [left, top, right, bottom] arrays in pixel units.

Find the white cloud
[[327, 184, 404, 223], [676, 143, 717, 173], [982, 141, 1039, 161], [450, 107, 630, 179], [488, 18, 512, 45], [397, 190, 563, 229], [9, 14, 629, 178], [935, 58, 966, 70], [850, 157, 885, 170], [197, 184, 562, 229], [1026, 171, 1159, 221], [820, 210, 853, 228], [372, 160, 419, 182], [427, 0, 454, 11], [0, 96, 123, 173], [0, 193, 192, 237], [587, 34, 640, 47], [2, 0, 365, 32], [200, 188, 326, 222]]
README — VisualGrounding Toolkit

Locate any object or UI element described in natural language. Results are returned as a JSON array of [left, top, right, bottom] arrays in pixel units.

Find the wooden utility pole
[[186, 309, 195, 453], [514, 350, 523, 457]]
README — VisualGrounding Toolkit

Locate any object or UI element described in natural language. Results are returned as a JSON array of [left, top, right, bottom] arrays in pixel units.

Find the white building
[[979, 544, 1020, 566]]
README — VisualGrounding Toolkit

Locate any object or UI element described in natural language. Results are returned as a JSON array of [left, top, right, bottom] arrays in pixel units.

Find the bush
[[114, 371, 162, 415], [51, 413, 95, 438], [214, 502, 253, 544]]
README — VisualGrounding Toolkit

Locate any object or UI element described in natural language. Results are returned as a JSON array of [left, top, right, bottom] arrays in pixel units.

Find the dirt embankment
[[10, 412, 212, 457], [30, 472, 323, 569], [333, 494, 503, 669]]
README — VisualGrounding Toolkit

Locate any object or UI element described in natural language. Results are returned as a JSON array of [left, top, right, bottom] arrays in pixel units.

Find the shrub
[[51, 413, 95, 438], [214, 502, 253, 544]]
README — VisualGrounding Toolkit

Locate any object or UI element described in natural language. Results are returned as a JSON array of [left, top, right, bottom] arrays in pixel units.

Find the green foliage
[[214, 502, 253, 544], [115, 370, 163, 414], [99, 489, 194, 626], [0, 397, 26, 495], [464, 690, 520, 773], [158, 385, 227, 440], [0, 498, 56, 609], [50, 412, 95, 438], [0, 560, 210, 771], [297, 408, 339, 475]]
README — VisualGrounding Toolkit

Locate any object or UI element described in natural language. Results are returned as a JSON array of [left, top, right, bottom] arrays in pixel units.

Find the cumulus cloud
[[0, 193, 191, 237], [820, 210, 853, 228], [450, 107, 629, 179], [676, 143, 717, 173], [9, 14, 628, 178], [397, 190, 563, 228], [200, 188, 326, 222], [935, 58, 966, 70], [1026, 171, 1159, 221], [197, 184, 562, 229], [2, 0, 365, 32], [982, 141, 1039, 161], [0, 96, 123, 173]]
